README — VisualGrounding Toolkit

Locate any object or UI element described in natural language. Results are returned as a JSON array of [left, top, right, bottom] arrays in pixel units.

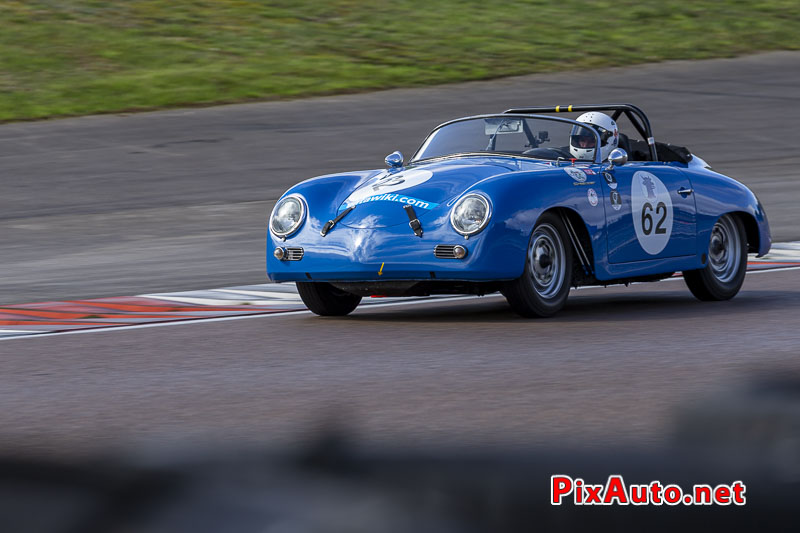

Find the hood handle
[[404, 205, 424, 237], [320, 206, 355, 237]]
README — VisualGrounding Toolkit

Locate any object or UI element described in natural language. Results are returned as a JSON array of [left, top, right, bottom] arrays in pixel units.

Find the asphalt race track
[[2, 51, 800, 304], [2, 267, 800, 459], [1, 52, 800, 460]]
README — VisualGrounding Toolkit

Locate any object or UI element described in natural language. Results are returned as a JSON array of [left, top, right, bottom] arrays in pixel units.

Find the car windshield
[[412, 116, 598, 162]]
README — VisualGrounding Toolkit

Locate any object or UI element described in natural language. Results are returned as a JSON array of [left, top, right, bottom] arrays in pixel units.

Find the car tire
[[296, 282, 362, 316], [683, 214, 747, 301], [503, 213, 573, 318]]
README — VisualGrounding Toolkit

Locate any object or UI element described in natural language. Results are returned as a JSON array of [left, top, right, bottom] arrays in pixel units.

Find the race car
[[266, 104, 770, 317]]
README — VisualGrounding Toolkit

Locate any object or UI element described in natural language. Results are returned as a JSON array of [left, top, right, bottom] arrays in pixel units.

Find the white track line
[[745, 265, 800, 274], [211, 289, 304, 299], [2, 265, 798, 342], [139, 295, 303, 306]]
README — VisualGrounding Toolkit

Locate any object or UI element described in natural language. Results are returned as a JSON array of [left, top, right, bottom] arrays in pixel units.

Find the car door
[[602, 163, 696, 264]]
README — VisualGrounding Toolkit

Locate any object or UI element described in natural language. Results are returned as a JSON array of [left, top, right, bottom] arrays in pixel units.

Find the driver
[[569, 112, 619, 161]]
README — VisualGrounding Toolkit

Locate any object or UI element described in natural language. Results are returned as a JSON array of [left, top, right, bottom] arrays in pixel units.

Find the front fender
[[275, 170, 382, 222], [462, 167, 607, 274]]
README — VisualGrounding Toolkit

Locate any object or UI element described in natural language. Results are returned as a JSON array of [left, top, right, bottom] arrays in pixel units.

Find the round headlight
[[270, 195, 306, 238], [450, 194, 491, 236]]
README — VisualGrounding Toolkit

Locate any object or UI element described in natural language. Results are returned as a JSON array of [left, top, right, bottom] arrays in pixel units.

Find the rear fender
[[685, 169, 771, 257]]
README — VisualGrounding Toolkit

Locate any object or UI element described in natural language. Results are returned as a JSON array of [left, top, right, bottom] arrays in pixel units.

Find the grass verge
[[1, 0, 799, 121]]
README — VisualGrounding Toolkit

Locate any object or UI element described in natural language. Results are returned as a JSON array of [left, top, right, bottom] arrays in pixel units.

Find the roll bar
[[503, 104, 658, 162]]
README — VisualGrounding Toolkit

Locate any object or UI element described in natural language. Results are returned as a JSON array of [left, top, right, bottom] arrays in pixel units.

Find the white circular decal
[[587, 188, 598, 206], [564, 167, 587, 182], [631, 171, 673, 255], [343, 169, 433, 207]]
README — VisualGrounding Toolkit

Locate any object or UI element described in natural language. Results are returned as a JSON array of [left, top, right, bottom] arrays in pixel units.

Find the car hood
[[338, 156, 552, 229]]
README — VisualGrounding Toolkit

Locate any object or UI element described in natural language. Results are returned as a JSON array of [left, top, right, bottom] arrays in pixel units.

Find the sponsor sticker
[[564, 167, 587, 183], [343, 192, 439, 211], [587, 188, 599, 207], [603, 172, 618, 190], [342, 169, 436, 210], [610, 189, 622, 211], [631, 171, 673, 254]]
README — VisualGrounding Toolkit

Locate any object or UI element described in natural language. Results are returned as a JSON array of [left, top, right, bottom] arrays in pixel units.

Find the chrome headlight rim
[[270, 194, 307, 239], [450, 193, 492, 237]]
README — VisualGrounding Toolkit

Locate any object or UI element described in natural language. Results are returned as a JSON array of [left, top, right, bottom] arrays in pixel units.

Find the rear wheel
[[296, 282, 362, 316], [683, 214, 747, 301], [503, 213, 573, 318]]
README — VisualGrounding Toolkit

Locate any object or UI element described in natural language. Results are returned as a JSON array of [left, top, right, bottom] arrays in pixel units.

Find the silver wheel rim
[[528, 223, 566, 299], [708, 215, 741, 283]]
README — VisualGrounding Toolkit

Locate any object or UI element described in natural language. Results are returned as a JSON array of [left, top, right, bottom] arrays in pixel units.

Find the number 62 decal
[[641, 201, 668, 235], [631, 171, 673, 254]]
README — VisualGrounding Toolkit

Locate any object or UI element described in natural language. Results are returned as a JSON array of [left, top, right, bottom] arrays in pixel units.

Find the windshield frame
[[410, 114, 603, 165]]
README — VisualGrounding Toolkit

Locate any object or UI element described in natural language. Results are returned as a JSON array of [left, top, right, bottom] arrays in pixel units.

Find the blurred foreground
[[3, 376, 799, 532]]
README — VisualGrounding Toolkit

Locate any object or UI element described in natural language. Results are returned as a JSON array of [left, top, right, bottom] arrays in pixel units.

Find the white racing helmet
[[569, 112, 619, 161]]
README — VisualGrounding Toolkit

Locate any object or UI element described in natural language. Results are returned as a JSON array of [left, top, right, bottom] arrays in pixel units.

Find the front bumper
[[266, 219, 527, 283]]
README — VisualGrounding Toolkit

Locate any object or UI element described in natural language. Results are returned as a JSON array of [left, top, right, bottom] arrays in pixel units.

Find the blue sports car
[[267, 104, 770, 317]]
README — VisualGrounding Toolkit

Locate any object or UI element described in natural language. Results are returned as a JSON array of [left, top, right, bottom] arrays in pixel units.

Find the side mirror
[[607, 148, 628, 169], [385, 151, 404, 170]]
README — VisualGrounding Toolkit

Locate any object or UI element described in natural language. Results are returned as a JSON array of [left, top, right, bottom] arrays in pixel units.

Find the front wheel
[[683, 214, 747, 301], [296, 282, 362, 316], [502, 213, 573, 318]]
